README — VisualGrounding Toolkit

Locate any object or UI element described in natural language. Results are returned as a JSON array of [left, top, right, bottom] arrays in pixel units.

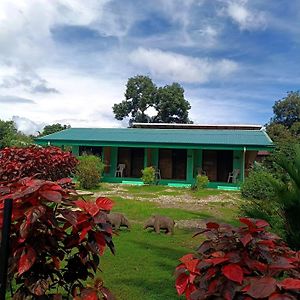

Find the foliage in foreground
[[141, 166, 155, 184], [241, 145, 300, 250], [76, 155, 105, 189], [175, 218, 300, 300], [275, 145, 300, 250], [0, 177, 115, 299], [0, 146, 78, 183]]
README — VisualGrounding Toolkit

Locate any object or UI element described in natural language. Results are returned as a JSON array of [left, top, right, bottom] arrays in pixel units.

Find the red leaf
[[185, 259, 200, 274], [80, 288, 98, 300], [278, 278, 300, 290], [269, 257, 294, 270], [94, 232, 106, 255], [180, 254, 194, 264], [206, 257, 229, 266], [18, 246, 36, 275], [206, 222, 220, 229], [75, 200, 99, 216], [208, 279, 218, 294], [269, 293, 297, 300], [211, 251, 225, 258], [246, 277, 277, 298], [74, 200, 87, 210], [79, 225, 92, 242], [185, 284, 196, 300], [222, 264, 244, 284], [176, 273, 189, 295], [255, 219, 269, 228], [245, 258, 267, 273], [96, 197, 114, 211], [39, 190, 62, 203], [240, 233, 253, 247], [239, 218, 256, 228]]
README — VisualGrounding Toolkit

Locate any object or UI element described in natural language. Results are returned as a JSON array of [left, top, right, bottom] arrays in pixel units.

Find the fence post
[[0, 198, 13, 300]]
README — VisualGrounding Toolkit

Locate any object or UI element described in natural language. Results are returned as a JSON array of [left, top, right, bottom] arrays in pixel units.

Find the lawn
[[83, 183, 241, 300]]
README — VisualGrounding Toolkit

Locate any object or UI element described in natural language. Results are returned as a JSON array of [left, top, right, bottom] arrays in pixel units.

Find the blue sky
[[0, 0, 299, 134]]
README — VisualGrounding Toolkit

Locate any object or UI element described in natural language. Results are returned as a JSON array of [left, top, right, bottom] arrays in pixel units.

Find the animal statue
[[107, 212, 130, 230], [143, 215, 175, 234]]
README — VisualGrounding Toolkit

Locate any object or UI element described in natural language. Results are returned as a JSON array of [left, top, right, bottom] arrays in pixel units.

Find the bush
[[141, 166, 155, 184], [175, 218, 300, 300], [275, 144, 300, 250], [76, 155, 105, 189], [194, 175, 209, 189], [241, 167, 278, 201], [0, 177, 115, 299], [0, 146, 78, 183]]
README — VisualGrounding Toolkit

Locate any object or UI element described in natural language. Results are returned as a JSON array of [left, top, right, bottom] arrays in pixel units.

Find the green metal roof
[[36, 128, 273, 149]]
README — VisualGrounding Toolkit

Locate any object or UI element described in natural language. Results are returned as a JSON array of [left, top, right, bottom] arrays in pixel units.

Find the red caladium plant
[[0, 177, 115, 299], [175, 218, 300, 300], [0, 146, 78, 183]]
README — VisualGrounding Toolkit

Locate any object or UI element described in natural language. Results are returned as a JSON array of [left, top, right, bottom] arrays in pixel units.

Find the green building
[[36, 123, 273, 188]]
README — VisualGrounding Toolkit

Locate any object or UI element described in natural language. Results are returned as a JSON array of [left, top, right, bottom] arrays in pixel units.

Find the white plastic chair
[[197, 167, 206, 176], [227, 169, 240, 183], [115, 164, 126, 177], [154, 167, 161, 180]]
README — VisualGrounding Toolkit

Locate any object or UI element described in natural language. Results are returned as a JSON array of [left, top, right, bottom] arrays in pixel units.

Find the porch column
[[233, 150, 243, 183], [144, 148, 148, 168], [241, 147, 246, 182], [72, 145, 79, 156], [109, 147, 118, 177], [186, 149, 194, 183], [151, 148, 159, 168], [194, 149, 203, 176]]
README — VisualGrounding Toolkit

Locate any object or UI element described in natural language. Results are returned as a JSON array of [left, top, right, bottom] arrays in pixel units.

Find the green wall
[[233, 150, 244, 183]]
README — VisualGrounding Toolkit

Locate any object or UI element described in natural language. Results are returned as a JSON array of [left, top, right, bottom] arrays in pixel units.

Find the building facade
[[36, 124, 273, 188]]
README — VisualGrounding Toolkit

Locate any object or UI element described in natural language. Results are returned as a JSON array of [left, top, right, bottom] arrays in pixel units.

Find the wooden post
[[0, 198, 13, 300]]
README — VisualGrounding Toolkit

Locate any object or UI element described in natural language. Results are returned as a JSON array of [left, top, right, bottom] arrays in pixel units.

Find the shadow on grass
[[119, 277, 184, 300], [132, 239, 188, 260]]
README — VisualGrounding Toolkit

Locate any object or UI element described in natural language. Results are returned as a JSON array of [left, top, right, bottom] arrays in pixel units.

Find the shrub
[[241, 167, 278, 201], [141, 166, 155, 184], [76, 155, 105, 189], [0, 177, 115, 299], [175, 218, 300, 300], [275, 144, 300, 250], [0, 146, 78, 183], [194, 175, 209, 189]]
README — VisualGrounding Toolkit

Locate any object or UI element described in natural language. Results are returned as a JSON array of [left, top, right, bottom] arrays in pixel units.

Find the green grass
[[89, 185, 241, 299], [100, 225, 196, 300], [109, 197, 213, 222]]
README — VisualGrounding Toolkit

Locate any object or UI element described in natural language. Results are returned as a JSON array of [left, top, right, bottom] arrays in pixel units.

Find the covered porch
[[70, 145, 259, 188]]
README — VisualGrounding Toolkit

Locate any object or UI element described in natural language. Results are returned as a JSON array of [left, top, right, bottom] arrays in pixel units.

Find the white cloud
[[129, 47, 238, 83], [221, 0, 266, 30], [12, 116, 45, 135]]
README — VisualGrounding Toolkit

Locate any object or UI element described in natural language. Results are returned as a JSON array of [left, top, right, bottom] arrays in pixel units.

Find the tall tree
[[112, 75, 192, 125], [270, 91, 300, 128], [0, 119, 33, 148], [40, 123, 70, 136], [112, 75, 157, 124], [153, 83, 191, 123], [0, 120, 17, 147]]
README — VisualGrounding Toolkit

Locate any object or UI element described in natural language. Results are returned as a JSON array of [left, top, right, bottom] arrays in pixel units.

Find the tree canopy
[[0, 119, 33, 148], [270, 91, 300, 128], [40, 123, 71, 136], [153, 83, 191, 123], [112, 75, 192, 125]]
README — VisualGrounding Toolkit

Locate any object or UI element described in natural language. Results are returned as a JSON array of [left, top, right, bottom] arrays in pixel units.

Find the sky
[[0, 0, 299, 135]]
